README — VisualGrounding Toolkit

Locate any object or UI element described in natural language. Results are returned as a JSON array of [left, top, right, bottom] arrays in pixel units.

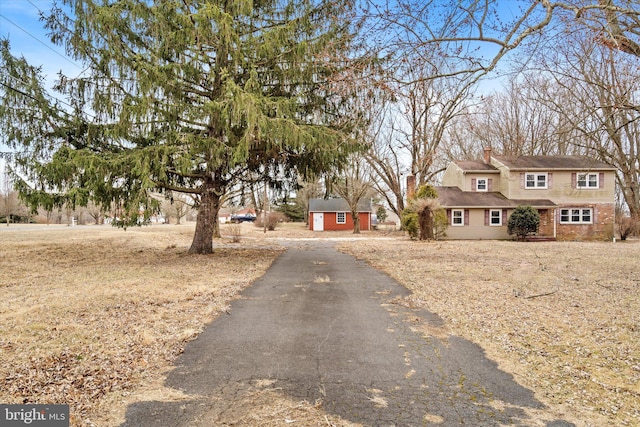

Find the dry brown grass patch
[[0, 224, 283, 426], [339, 239, 640, 426]]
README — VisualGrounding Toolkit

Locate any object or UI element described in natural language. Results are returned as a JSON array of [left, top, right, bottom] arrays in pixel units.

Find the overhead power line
[[1, 77, 98, 120], [0, 13, 80, 69]]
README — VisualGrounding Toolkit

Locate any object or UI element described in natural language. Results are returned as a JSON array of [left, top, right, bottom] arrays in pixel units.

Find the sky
[[0, 0, 84, 90], [0, 0, 84, 188]]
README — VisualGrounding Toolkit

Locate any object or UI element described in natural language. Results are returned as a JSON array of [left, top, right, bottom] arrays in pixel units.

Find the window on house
[[526, 173, 547, 189], [452, 209, 464, 226], [336, 212, 346, 224], [476, 178, 488, 191], [577, 173, 599, 188], [490, 210, 502, 226], [560, 208, 593, 224]]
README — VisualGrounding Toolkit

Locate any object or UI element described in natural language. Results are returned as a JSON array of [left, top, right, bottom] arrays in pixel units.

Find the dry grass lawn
[[1, 222, 638, 426], [338, 238, 640, 426], [0, 223, 284, 426]]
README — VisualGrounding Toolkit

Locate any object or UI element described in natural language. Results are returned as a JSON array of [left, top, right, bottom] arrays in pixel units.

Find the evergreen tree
[[0, 0, 360, 253], [508, 206, 540, 241]]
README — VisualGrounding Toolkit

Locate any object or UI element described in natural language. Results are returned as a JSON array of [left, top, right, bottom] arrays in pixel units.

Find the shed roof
[[492, 155, 615, 170], [308, 198, 372, 212], [435, 186, 557, 209]]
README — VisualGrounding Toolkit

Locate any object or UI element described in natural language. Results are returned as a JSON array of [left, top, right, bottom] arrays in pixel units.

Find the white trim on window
[[452, 209, 464, 226], [336, 212, 347, 224], [476, 177, 488, 192], [577, 172, 599, 189], [525, 172, 548, 189], [490, 209, 502, 226], [559, 208, 593, 224]]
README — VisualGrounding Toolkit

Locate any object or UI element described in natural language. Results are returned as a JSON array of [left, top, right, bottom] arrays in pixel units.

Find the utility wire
[[0, 13, 80, 69], [2, 75, 74, 112], [25, 0, 92, 80], [1, 77, 98, 120]]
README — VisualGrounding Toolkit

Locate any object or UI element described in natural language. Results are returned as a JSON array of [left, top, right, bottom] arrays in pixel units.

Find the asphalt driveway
[[122, 240, 574, 426]]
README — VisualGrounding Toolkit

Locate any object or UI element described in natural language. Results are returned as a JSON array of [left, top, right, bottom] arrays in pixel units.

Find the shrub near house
[[508, 206, 541, 241]]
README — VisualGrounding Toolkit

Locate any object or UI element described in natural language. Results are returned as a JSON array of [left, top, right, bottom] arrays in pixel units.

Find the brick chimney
[[483, 146, 492, 164], [406, 175, 416, 200]]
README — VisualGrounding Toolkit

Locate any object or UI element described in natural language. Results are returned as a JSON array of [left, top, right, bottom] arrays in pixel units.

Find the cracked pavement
[[121, 240, 575, 426]]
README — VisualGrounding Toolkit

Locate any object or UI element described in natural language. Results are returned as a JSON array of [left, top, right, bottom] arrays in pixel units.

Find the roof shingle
[[492, 155, 614, 170], [435, 186, 556, 208], [454, 161, 500, 172], [308, 198, 372, 212]]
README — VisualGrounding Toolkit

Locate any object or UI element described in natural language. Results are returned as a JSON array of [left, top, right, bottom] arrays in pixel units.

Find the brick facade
[[537, 209, 555, 237], [555, 203, 615, 241]]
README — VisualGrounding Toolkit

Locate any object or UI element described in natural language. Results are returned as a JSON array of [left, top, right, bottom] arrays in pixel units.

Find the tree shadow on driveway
[[121, 241, 575, 426]]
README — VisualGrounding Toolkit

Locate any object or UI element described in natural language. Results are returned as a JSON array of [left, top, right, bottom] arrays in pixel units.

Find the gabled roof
[[454, 161, 500, 172], [309, 198, 372, 212], [492, 155, 615, 170], [435, 186, 557, 209]]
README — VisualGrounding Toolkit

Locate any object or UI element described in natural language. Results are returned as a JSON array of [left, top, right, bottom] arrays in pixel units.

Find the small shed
[[308, 198, 372, 231]]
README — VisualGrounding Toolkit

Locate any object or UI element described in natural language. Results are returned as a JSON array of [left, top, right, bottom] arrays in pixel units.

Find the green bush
[[400, 208, 419, 240], [433, 209, 448, 240], [402, 184, 448, 240], [415, 185, 438, 200], [508, 205, 540, 241]]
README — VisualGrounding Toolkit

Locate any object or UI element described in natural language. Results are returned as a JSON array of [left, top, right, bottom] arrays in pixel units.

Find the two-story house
[[437, 149, 616, 240]]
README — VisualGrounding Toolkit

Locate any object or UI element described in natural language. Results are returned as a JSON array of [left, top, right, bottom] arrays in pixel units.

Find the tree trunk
[[419, 208, 434, 240], [189, 186, 221, 254], [351, 210, 361, 234], [212, 215, 221, 238]]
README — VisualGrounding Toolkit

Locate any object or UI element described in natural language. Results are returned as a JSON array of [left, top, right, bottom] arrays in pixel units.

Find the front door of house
[[313, 213, 324, 231]]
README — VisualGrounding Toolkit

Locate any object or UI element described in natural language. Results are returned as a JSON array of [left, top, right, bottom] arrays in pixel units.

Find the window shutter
[[599, 172, 604, 189], [447, 209, 452, 224], [488, 179, 493, 191], [548, 173, 553, 189], [593, 207, 597, 223], [464, 209, 470, 226], [520, 173, 525, 189], [502, 209, 508, 224], [471, 178, 476, 192], [572, 173, 577, 188], [484, 209, 489, 226]]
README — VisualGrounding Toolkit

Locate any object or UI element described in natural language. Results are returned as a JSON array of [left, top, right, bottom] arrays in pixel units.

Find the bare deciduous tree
[[399, 65, 478, 185], [295, 176, 324, 226], [1, 191, 21, 225], [362, 0, 640, 85], [464, 74, 583, 157], [162, 195, 191, 225], [365, 115, 407, 217], [86, 201, 106, 225], [362, 59, 479, 217], [524, 27, 640, 219], [331, 155, 372, 234]]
